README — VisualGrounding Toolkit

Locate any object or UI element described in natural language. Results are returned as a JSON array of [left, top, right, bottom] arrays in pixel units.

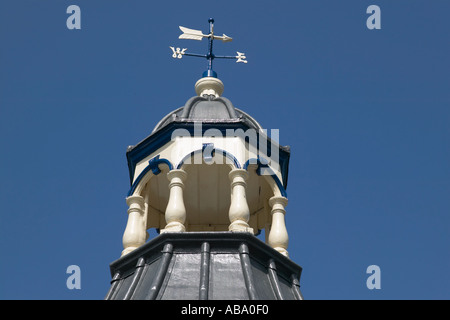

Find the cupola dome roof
[[152, 77, 263, 133]]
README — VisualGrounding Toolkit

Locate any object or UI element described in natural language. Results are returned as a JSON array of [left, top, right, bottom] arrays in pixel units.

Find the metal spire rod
[[169, 18, 247, 78], [207, 18, 214, 73]]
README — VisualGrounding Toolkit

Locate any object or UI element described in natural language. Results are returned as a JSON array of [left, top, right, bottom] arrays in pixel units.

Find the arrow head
[[221, 34, 233, 42], [213, 33, 233, 42]]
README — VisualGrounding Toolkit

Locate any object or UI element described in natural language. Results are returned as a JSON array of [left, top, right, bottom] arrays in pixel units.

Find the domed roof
[[151, 76, 263, 133], [152, 95, 263, 134]]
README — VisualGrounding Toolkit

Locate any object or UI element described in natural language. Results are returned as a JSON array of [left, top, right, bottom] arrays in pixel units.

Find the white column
[[268, 196, 289, 257], [161, 169, 187, 233], [228, 169, 254, 233], [122, 195, 146, 256]]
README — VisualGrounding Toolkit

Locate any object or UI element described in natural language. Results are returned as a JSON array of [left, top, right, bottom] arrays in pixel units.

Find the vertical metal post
[[207, 18, 214, 75]]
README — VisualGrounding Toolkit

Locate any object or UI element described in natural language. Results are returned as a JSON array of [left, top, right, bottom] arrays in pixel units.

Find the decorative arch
[[128, 155, 173, 197], [243, 157, 287, 198], [175, 143, 241, 170]]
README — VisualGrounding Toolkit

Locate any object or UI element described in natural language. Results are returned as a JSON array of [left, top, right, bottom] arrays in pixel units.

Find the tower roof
[[105, 232, 303, 300], [151, 87, 263, 135]]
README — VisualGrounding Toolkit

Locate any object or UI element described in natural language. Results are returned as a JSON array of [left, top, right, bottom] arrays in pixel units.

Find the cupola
[[105, 19, 303, 300]]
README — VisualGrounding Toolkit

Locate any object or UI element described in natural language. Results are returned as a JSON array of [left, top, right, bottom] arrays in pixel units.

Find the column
[[161, 169, 187, 233], [268, 196, 289, 257], [228, 169, 253, 233], [122, 195, 146, 256]]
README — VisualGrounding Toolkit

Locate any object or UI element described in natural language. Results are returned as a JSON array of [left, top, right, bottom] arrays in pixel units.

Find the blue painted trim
[[244, 157, 288, 198], [176, 144, 241, 169], [202, 143, 214, 164], [128, 156, 173, 197], [215, 148, 241, 169], [148, 155, 173, 175], [126, 121, 290, 188]]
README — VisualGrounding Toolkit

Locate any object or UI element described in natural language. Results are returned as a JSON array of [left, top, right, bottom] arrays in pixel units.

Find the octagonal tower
[[105, 19, 303, 300]]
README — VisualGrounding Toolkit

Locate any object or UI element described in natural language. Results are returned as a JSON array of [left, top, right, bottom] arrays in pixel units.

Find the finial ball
[[208, 18, 214, 23]]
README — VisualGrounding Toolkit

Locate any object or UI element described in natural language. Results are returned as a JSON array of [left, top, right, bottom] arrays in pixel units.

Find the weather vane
[[170, 18, 247, 78]]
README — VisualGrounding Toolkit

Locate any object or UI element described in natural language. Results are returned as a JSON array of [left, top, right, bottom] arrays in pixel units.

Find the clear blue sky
[[0, 0, 449, 300]]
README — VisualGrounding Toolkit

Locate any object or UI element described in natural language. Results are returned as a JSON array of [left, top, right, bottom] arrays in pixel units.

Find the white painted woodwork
[[132, 136, 283, 190], [268, 196, 289, 257], [119, 76, 293, 259], [138, 160, 272, 232], [126, 138, 284, 237], [121, 195, 146, 256], [161, 169, 187, 233], [195, 77, 224, 97], [228, 169, 254, 233]]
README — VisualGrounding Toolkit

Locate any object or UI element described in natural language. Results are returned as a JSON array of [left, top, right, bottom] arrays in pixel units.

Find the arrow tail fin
[[179, 26, 205, 41]]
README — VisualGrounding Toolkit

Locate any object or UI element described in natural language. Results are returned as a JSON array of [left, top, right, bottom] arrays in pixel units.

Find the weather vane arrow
[[169, 18, 247, 78], [179, 26, 233, 42]]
